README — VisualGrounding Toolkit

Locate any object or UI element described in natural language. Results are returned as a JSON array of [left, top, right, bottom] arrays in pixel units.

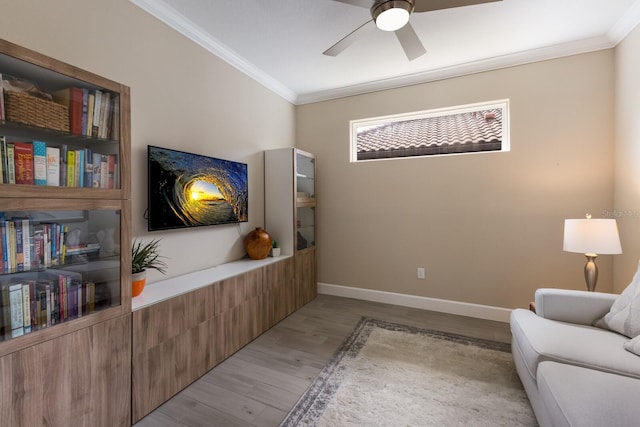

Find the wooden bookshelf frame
[[0, 39, 132, 426]]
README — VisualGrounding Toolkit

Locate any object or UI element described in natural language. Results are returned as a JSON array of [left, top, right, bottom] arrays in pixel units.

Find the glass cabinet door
[[295, 150, 316, 251], [296, 206, 315, 250], [296, 152, 315, 200], [0, 208, 121, 341], [0, 49, 123, 192]]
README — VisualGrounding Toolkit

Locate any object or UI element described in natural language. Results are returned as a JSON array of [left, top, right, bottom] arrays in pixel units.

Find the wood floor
[[133, 294, 512, 427]]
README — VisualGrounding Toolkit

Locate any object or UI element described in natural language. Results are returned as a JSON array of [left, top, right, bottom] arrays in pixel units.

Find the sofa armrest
[[534, 288, 618, 325]]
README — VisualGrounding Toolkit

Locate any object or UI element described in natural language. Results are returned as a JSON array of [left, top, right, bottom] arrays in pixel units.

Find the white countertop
[[132, 255, 292, 311]]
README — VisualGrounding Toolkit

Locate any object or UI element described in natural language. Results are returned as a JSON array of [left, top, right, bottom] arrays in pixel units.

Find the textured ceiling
[[131, 0, 640, 104]]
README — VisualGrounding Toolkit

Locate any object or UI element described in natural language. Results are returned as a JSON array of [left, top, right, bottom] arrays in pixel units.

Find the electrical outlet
[[417, 267, 425, 280]]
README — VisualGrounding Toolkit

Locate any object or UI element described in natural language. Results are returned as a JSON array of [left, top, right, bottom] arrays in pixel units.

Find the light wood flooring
[[133, 294, 512, 427]]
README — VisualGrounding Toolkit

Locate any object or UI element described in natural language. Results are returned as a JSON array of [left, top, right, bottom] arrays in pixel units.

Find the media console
[[131, 255, 296, 422]]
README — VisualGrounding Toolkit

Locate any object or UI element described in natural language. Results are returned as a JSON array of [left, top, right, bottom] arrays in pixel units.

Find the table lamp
[[563, 214, 622, 291]]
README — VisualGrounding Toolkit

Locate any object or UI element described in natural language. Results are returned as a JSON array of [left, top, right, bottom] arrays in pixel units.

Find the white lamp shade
[[563, 218, 622, 255]]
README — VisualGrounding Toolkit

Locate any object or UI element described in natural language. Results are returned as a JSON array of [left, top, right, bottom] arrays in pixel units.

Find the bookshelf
[[0, 39, 131, 426], [265, 148, 317, 307]]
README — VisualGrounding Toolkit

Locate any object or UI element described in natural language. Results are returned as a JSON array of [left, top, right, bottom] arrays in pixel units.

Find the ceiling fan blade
[[414, 0, 502, 13], [323, 20, 374, 57], [331, 0, 374, 8], [395, 22, 426, 61]]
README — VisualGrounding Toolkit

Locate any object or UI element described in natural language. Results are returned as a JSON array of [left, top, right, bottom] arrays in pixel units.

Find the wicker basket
[[3, 91, 69, 132]]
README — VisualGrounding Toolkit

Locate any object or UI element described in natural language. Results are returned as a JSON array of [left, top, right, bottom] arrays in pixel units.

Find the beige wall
[[2, 0, 634, 309], [0, 0, 295, 283], [614, 24, 640, 292], [297, 51, 616, 309]]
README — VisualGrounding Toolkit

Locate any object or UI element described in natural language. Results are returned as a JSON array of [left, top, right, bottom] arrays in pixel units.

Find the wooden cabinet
[[0, 39, 131, 426], [131, 257, 295, 423], [265, 148, 317, 308]]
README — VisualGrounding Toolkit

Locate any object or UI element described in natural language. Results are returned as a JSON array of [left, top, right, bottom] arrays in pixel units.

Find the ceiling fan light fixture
[[372, 0, 414, 32]]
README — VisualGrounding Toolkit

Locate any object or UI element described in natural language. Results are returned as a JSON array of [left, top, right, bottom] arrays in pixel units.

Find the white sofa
[[510, 288, 640, 427]]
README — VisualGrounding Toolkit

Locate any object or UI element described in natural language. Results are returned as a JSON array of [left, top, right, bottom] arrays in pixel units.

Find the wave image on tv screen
[[148, 146, 248, 231]]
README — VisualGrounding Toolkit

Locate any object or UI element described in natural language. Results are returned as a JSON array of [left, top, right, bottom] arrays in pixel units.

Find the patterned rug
[[280, 317, 536, 426]]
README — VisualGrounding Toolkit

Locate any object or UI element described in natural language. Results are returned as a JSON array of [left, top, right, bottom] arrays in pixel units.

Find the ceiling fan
[[324, 0, 502, 61]]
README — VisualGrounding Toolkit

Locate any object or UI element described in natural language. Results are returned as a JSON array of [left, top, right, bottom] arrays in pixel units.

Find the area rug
[[280, 317, 536, 427]]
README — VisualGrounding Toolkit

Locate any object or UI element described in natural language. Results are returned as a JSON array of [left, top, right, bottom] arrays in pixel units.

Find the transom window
[[350, 100, 510, 162]]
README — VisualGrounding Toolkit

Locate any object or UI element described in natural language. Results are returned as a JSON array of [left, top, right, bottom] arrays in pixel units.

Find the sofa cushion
[[624, 335, 640, 357], [594, 260, 640, 338], [537, 361, 640, 427], [510, 308, 640, 381]]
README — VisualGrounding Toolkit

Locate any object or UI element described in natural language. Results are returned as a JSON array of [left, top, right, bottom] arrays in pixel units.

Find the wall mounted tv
[[147, 145, 248, 231]]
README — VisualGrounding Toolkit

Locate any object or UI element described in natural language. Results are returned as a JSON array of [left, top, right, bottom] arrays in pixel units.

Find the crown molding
[[296, 35, 615, 104], [129, 0, 297, 104], [608, 0, 640, 44], [131, 0, 640, 106]]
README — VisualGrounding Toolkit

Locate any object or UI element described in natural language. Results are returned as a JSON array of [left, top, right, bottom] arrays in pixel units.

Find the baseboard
[[317, 283, 512, 323]]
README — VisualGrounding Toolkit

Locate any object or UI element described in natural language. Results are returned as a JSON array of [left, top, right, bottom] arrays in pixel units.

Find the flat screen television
[[147, 145, 248, 231]]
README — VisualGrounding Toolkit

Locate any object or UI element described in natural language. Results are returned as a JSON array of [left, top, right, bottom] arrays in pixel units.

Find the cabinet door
[[295, 150, 316, 251], [0, 201, 128, 355], [0, 314, 131, 427], [295, 247, 317, 308], [0, 40, 130, 199]]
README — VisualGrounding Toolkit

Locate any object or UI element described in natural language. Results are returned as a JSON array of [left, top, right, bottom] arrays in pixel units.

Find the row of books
[[52, 86, 120, 140], [0, 216, 97, 274], [0, 274, 98, 341], [0, 137, 118, 188]]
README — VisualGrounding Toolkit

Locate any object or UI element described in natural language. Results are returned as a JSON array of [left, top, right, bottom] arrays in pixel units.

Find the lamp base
[[584, 254, 599, 292]]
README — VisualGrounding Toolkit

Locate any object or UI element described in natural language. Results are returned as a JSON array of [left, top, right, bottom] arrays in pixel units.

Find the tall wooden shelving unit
[[265, 148, 317, 308], [0, 39, 131, 426]]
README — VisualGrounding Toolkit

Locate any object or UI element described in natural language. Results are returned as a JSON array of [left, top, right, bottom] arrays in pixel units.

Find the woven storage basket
[[3, 91, 69, 132]]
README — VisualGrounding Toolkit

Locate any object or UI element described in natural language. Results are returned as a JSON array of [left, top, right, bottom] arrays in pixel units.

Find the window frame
[[350, 99, 510, 163]]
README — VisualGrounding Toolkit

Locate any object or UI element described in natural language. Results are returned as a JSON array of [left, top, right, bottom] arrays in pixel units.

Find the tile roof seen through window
[[356, 109, 503, 160]]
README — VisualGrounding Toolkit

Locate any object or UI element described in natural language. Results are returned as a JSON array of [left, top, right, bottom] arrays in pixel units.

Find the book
[[21, 218, 30, 271], [59, 144, 67, 187], [46, 146, 60, 186], [35, 280, 51, 329], [99, 155, 109, 188], [7, 221, 15, 272], [87, 92, 95, 137], [92, 152, 102, 188], [33, 140, 47, 185], [9, 282, 24, 338], [0, 73, 4, 121], [99, 92, 110, 139], [27, 281, 37, 333], [0, 137, 3, 184], [107, 154, 116, 188], [75, 149, 84, 187], [0, 136, 6, 184], [6, 143, 15, 184], [66, 149, 75, 187], [84, 148, 93, 188], [32, 225, 44, 269], [13, 141, 33, 185], [52, 87, 83, 135], [1, 283, 11, 340], [22, 282, 32, 334], [81, 89, 89, 136], [0, 217, 7, 274], [14, 219, 23, 272], [92, 90, 102, 137]]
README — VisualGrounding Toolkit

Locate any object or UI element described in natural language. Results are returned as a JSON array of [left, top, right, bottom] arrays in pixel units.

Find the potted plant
[[132, 238, 167, 297], [271, 239, 281, 257]]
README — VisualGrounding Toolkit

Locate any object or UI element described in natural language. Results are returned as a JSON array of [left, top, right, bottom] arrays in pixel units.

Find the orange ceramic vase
[[244, 227, 272, 260], [132, 271, 146, 297]]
